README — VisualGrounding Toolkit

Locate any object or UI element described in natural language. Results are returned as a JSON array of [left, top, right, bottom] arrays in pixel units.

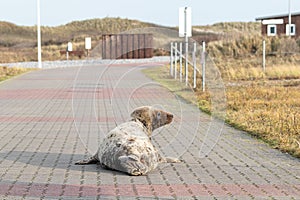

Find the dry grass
[[0, 18, 162, 63], [199, 60, 300, 157], [226, 84, 300, 157], [143, 65, 300, 158], [195, 22, 260, 34], [221, 65, 300, 81], [202, 35, 300, 157], [0, 66, 35, 82], [208, 35, 300, 78]]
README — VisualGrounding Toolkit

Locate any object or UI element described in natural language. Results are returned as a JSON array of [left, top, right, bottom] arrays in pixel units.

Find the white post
[[85, 37, 92, 58], [174, 42, 178, 79], [185, 7, 189, 86], [179, 42, 183, 82], [170, 42, 173, 76], [263, 40, 266, 72], [193, 42, 197, 89], [37, 0, 42, 68], [202, 41, 206, 92]]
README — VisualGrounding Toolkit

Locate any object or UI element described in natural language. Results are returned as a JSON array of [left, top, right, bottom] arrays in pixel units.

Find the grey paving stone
[[0, 63, 299, 199]]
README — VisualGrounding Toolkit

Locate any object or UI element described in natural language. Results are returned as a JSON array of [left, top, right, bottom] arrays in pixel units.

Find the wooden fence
[[102, 34, 153, 59]]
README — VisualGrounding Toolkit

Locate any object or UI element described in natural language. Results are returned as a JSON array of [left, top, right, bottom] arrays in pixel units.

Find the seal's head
[[130, 106, 173, 136]]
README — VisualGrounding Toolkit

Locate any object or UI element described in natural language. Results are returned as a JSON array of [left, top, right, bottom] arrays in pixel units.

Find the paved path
[[0, 64, 299, 199]]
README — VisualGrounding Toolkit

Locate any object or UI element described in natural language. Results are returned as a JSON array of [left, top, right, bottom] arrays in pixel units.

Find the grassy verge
[[226, 84, 300, 157], [220, 64, 300, 81], [0, 66, 35, 82], [143, 65, 300, 158], [142, 66, 199, 105]]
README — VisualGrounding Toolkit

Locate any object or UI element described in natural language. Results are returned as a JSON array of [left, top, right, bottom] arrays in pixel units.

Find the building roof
[[256, 12, 300, 21]]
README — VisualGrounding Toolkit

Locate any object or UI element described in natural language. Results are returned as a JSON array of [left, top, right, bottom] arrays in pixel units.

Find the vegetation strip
[[143, 66, 300, 158], [0, 67, 35, 82]]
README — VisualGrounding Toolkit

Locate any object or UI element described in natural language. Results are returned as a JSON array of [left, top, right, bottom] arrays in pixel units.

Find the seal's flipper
[[165, 157, 181, 163], [75, 154, 98, 165], [118, 155, 147, 176]]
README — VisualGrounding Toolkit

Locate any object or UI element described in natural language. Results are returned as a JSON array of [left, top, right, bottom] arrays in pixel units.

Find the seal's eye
[[157, 112, 161, 119]]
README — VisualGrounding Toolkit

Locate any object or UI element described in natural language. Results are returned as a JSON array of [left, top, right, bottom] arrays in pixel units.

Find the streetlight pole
[[37, 0, 42, 68]]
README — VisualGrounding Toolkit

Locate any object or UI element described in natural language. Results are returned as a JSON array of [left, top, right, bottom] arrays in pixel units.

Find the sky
[[1, 0, 300, 27]]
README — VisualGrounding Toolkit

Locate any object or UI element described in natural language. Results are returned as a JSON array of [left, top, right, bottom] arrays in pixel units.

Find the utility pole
[[37, 0, 42, 68], [289, 0, 292, 37], [179, 6, 192, 86], [184, 7, 189, 86]]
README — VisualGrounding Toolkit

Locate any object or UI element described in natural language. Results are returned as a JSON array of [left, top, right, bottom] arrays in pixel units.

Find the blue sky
[[1, 0, 300, 26]]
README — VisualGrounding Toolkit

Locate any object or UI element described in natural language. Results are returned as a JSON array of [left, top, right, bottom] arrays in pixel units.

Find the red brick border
[[1, 182, 299, 198]]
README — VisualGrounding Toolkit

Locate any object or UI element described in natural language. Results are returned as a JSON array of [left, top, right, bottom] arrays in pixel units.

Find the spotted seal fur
[[75, 106, 180, 175]]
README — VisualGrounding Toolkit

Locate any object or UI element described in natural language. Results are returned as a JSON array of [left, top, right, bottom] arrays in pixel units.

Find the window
[[267, 25, 277, 36], [286, 24, 296, 36]]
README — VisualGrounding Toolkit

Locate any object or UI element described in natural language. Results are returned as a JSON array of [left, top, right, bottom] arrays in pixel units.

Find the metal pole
[[179, 42, 183, 82], [289, 0, 292, 37], [174, 42, 178, 79], [193, 42, 197, 89], [263, 40, 266, 72], [37, 0, 42, 68], [202, 41, 206, 92], [170, 42, 173, 76], [185, 7, 189, 86]]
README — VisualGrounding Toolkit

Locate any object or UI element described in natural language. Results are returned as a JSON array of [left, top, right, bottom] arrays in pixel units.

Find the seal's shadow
[[0, 151, 126, 175], [0, 151, 174, 176]]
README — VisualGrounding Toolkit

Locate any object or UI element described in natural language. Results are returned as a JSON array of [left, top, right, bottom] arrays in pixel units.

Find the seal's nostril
[[166, 113, 174, 123]]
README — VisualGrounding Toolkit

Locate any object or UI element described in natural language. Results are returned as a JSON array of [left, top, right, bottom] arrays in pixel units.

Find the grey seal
[[75, 106, 180, 175]]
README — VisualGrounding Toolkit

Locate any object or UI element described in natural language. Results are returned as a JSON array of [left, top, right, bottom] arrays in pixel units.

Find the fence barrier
[[102, 34, 153, 59], [170, 41, 206, 91]]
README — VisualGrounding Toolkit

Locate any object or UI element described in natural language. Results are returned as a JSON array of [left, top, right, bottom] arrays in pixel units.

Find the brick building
[[256, 12, 300, 37]]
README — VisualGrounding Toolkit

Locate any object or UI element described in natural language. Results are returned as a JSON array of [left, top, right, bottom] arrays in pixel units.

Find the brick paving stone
[[0, 64, 299, 199]]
